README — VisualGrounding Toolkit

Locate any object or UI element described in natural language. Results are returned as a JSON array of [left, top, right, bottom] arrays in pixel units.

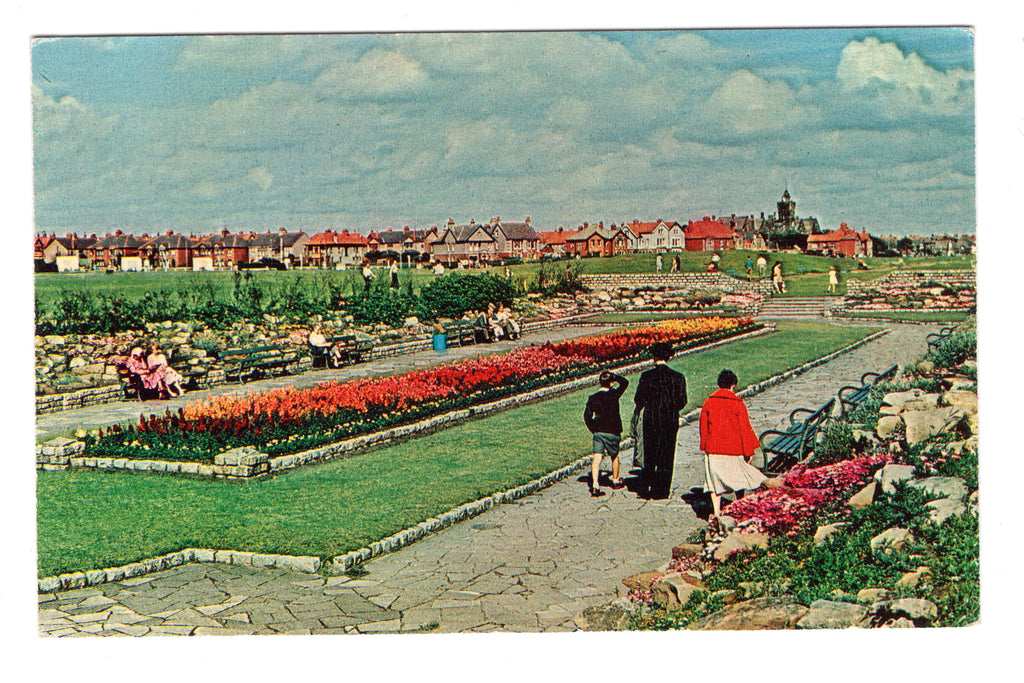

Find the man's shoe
[[590, 487, 605, 497], [610, 480, 625, 489]]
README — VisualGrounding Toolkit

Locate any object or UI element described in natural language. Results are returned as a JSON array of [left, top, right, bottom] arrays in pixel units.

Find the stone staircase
[[756, 296, 841, 319]]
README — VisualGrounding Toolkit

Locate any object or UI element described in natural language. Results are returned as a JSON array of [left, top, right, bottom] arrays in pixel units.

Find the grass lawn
[[832, 310, 972, 323], [35, 252, 973, 308], [37, 321, 880, 578]]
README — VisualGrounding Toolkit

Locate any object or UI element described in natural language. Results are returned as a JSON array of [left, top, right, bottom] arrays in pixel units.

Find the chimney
[[599, 221, 604, 229], [221, 228, 230, 238], [279, 227, 287, 235], [115, 229, 123, 236], [404, 226, 410, 233], [470, 219, 475, 225], [558, 227, 563, 234], [166, 229, 174, 237], [448, 218, 455, 228], [525, 217, 530, 226]]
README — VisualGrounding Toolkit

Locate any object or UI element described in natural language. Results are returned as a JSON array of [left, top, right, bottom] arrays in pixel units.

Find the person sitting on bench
[[309, 325, 343, 368]]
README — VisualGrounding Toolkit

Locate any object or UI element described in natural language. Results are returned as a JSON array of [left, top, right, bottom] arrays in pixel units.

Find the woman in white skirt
[[700, 369, 769, 517]]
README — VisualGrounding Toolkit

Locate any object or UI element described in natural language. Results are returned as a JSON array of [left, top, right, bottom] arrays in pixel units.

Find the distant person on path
[[390, 258, 400, 289], [745, 255, 754, 276], [671, 255, 680, 273], [362, 261, 375, 291], [757, 254, 768, 278], [827, 265, 839, 294], [583, 370, 630, 497], [632, 341, 688, 499], [700, 369, 770, 517], [772, 261, 785, 293], [656, 253, 663, 273], [711, 252, 721, 267]]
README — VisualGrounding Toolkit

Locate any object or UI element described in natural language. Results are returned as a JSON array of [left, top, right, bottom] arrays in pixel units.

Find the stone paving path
[[37, 322, 935, 636]]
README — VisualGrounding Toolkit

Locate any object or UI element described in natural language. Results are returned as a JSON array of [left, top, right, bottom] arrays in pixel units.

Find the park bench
[[218, 343, 299, 383], [443, 320, 479, 347], [309, 334, 374, 368], [758, 398, 836, 475], [116, 363, 164, 401], [837, 364, 899, 413], [926, 326, 957, 352]]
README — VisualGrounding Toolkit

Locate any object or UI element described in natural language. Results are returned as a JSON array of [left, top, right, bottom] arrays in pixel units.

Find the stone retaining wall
[[581, 272, 773, 297], [844, 270, 976, 296], [38, 326, 891, 592], [34, 314, 600, 415]]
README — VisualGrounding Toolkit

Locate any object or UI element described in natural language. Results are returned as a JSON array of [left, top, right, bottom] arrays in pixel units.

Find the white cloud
[[836, 37, 973, 115], [690, 69, 818, 137], [314, 48, 429, 99], [248, 166, 274, 190]]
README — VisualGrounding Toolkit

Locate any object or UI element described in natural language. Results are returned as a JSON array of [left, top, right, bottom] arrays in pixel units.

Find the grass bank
[[832, 311, 971, 324], [37, 321, 879, 578]]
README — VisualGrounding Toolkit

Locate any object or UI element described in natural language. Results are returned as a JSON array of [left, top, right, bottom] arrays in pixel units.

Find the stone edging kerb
[[38, 327, 889, 593]]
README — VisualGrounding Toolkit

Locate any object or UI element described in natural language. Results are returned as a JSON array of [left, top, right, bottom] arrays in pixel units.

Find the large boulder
[[874, 464, 917, 495], [908, 476, 968, 501], [941, 390, 978, 414], [622, 571, 665, 591], [652, 575, 708, 611], [813, 523, 847, 546], [901, 407, 963, 445], [689, 597, 808, 630], [574, 598, 634, 631], [861, 598, 938, 628], [870, 528, 914, 556], [875, 416, 901, 439], [712, 532, 769, 563], [796, 600, 869, 629], [848, 481, 878, 509]]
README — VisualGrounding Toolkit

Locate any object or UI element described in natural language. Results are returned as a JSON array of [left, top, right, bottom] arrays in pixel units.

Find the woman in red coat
[[700, 369, 768, 516]]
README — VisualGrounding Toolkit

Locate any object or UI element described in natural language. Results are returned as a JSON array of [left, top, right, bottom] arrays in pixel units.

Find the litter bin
[[432, 333, 447, 353]]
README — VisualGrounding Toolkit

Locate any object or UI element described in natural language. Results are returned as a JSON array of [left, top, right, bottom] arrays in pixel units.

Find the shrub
[[814, 421, 856, 466], [419, 272, 517, 319], [344, 280, 421, 326], [930, 322, 976, 369]]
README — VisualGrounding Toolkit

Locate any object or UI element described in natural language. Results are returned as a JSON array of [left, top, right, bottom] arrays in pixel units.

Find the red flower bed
[[722, 454, 893, 536], [88, 317, 758, 461]]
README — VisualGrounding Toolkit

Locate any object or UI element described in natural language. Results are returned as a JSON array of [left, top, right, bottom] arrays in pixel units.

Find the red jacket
[[699, 388, 759, 457]]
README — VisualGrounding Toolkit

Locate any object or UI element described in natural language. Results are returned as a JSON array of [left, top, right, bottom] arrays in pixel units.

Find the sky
[[31, 27, 976, 238]]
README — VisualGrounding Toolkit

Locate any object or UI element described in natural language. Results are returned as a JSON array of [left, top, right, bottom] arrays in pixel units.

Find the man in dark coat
[[583, 370, 629, 497], [632, 341, 687, 499]]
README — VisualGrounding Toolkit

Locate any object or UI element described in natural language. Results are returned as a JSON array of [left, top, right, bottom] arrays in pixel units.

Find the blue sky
[[32, 28, 975, 237]]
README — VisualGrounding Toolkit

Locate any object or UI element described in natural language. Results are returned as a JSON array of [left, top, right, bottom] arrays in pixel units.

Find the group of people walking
[[583, 341, 774, 512]]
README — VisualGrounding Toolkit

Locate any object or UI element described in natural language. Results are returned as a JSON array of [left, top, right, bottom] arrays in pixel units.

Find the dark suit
[[633, 362, 687, 499]]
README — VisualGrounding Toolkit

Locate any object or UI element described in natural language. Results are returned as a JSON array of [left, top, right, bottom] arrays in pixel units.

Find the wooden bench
[[758, 398, 835, 475], [443, 321, 479, 347], [926, 326, 956, 352], [218, 344, 299, 383], [310, 334, 374, 368], [838, 364, 899, 412]]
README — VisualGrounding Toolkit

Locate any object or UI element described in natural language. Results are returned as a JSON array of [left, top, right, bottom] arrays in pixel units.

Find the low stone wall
[[581, 272, 773, 296], [844, 269, 976, 297]]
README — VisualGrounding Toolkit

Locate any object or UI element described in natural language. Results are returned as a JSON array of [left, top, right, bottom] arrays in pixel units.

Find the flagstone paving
[[37, 322, 935, 636]]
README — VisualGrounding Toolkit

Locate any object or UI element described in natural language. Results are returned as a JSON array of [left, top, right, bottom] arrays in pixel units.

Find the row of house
[[35, 214, 882, 273], [33, 219, 544, 271]]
